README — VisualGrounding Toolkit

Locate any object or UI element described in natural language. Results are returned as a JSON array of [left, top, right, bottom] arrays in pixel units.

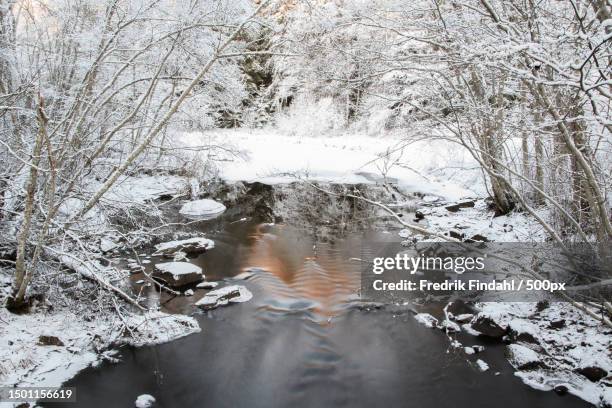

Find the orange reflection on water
[[241, 223, 361, 318]]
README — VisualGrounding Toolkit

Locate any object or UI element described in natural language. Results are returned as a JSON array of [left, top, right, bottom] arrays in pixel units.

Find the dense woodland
[[0, 0, 610, 311]]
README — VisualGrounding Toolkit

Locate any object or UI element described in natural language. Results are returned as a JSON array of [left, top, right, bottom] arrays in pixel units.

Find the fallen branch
[[47, 248, 146, 311]]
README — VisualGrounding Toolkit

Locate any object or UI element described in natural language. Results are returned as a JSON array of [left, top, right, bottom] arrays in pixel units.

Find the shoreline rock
[[152, 262, 203, 287]]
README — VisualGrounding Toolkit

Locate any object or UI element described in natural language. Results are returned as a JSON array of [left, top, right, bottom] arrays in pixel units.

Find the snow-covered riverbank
[[1, 130, 609, 407]]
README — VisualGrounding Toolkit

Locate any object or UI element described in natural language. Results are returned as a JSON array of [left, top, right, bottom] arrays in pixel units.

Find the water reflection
[[241, 223, 363, 319]]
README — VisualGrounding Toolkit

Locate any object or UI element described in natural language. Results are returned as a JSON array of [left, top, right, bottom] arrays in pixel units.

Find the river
[[44, 197, 590, 408]]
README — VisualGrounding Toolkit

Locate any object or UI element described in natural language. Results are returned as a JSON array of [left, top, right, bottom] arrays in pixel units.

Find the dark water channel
[[47, 198, 590, 408]]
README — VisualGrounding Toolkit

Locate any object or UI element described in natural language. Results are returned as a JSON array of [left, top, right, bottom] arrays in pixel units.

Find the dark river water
[[47, 210, 590, 408]]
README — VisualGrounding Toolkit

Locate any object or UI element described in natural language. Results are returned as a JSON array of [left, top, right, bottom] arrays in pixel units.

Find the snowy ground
[[0, 277, 200, 407], [408, 198, 611, 407], [474, 302, 611, 407], [178, 129, 483, 201]]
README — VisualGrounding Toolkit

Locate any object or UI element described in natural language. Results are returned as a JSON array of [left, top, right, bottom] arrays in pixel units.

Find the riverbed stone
[[135, 394, 156, 408], [447, 299, 478, 316], [153, 237, 214, 258], [196, 281, 219, 289], [195, 285, 253, 310], [506, 344, 542, 370], [445, 200, 475, 212], [576, 366, 608, 382], [152, 262, 203, 287], [471, 315, 507, 338]]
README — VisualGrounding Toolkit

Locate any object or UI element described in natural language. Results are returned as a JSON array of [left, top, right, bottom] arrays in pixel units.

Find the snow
[[195, 285, 253, 310], [506, 344, 540, 369], [154, 262, 202, 279], [233, 271, 255, 280], [135, 394, 156, 408], [106, 175, 185, 205], [153, 237, 215, 256], [117, 311, 200, 347], [415, 199, 548, 243], [472, 302, 612, 405], [414, 313, 438, 328], [179, 199, 226, 219], [0, 304, 199, 393], [439, 319, 461, 333], [476, 359, 489, 372], [196, 281, 219, 289], [177, 130, 478, 201]]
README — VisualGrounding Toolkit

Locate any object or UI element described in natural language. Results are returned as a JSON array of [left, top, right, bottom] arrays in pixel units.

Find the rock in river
[[179, 199, 226, 220], [153, 237, 215, 258], [135, 394, 156, 408], [471, 314, 507, 338], [195, 285, 252, 310], [506, 344, 542, 370], [196, 281, 219, 289], [152, 262, 203, 287]]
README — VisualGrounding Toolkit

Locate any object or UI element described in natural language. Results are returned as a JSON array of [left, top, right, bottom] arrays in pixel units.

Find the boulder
[[152, 262, 203, 287], [468, 234, 489, 242], [506, 344, 542, 370], [536, 300, 550, 312], [447, 299, 478, 316], [38, 335, 64, 347], [471, 315, 506, 338], [576, 366, 608, 382], [549, 319, 566, 330], [414, 313, 438, 328], [153, 237, 214, 258], [448, 230, 465, 240], [507, 320, 540, 344], [195, 285, 252, 310], [438, 319, 461, 333], [445, 200, 475, 212]]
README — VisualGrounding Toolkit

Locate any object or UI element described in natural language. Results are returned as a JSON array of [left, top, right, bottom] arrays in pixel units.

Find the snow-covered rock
[[153, 237, 215, 258], [414, 313, 438, 328], [135, 394, 156, 408], [471, 314, 506, 338], [506, 344, 542, 370], [454, 313, 474, 323], [152, 262, 203, 287], [179, 199, 226, 219], [232, 271, 255, 280], [476, 359, 489, 372], [196, 281, 219, 289], [508, 319, 540, 344], [184, 289, 194, 296], [195, 285, 252, 310], [438, 319, 461, 333]]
